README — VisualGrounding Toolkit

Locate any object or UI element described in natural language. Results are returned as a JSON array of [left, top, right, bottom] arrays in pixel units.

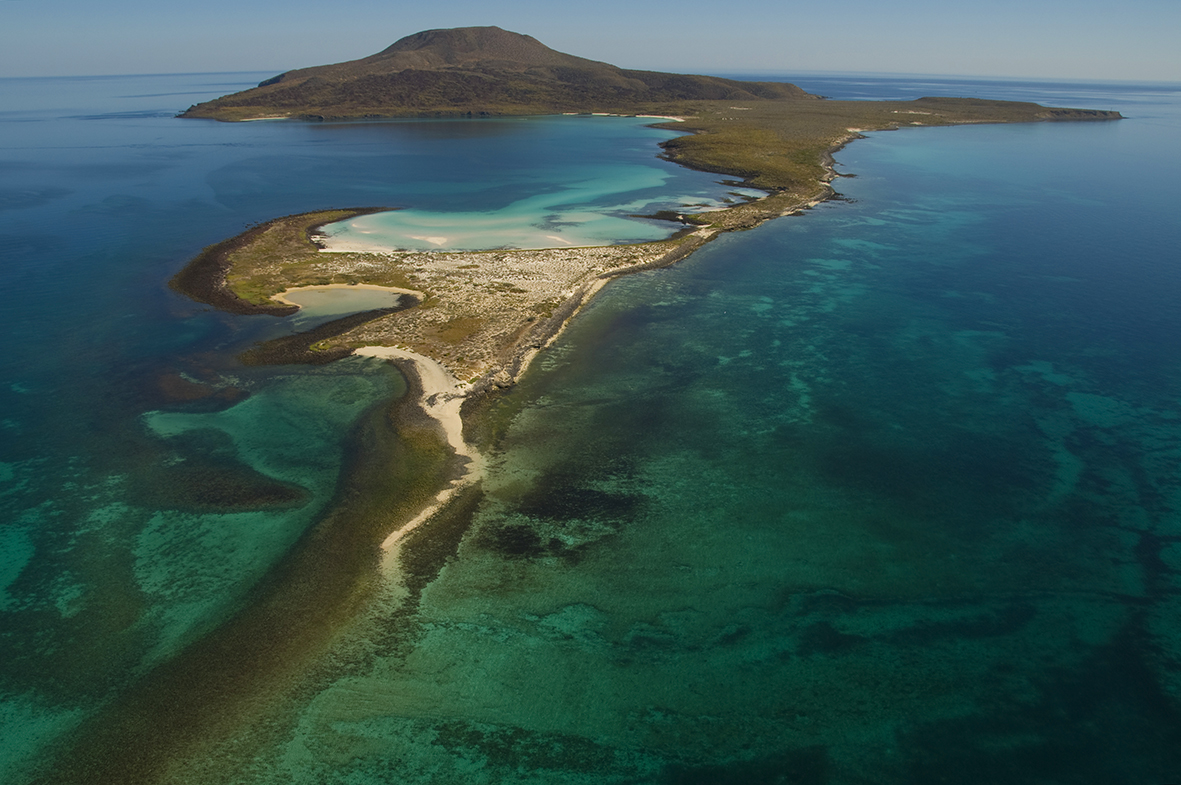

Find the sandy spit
[[353, 346, 485, 567]]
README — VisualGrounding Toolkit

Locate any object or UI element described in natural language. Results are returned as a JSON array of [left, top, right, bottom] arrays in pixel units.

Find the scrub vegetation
[[180, 26, 1117, 235], [173, 26, 1119, 383], [657, 96, 1118, 198]]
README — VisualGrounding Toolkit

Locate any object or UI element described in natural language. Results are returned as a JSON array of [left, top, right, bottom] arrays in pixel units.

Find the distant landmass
[[176, 24, 1122, 226], [180, 26, 817, 120]]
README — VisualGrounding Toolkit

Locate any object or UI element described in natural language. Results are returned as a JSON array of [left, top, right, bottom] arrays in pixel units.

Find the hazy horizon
[[4, 68, 1177, 88], [2, 0, 1177, 81]]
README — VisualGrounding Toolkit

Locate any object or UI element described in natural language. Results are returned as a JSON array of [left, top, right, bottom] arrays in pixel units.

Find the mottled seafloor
[[2, 75, 1181, 784]]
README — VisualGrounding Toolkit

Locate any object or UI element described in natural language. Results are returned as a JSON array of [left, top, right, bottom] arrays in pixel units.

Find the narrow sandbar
[[353, 345, 485, 568]]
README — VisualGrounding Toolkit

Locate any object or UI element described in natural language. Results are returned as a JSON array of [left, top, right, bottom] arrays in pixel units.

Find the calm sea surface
[[1, 72, 1180, 783]]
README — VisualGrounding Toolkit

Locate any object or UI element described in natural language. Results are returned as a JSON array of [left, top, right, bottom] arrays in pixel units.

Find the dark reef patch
[[237, 299, 417, 366], [126, 429, 309, 512], [794, 621, 867, 657], [399, 484, 484, 594], [894, 618, 1181, 785], [432, 719, 621, 773], [515, 476, 642, 522], [478, 522, 547, 559], [154, 372, 247, 406], [885, 603, 1038, 646]]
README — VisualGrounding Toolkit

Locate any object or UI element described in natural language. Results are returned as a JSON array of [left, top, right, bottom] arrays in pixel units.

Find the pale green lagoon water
[[0, 77, 746, 783], [320, 167, 763, 252], [280, 287, 407, 330]]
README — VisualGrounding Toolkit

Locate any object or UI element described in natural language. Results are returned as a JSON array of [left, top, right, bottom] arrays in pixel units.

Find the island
[[173, 27, 1119, 455], [37, 29, 1128, 785], [168, 28, 1124, 588]]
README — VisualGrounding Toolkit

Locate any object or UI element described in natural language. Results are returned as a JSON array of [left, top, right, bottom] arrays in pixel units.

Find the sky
[[1, 0, 1178, 82]]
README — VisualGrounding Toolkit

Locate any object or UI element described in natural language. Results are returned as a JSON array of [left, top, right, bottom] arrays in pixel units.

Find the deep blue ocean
[[1, 72, 1180, 783]]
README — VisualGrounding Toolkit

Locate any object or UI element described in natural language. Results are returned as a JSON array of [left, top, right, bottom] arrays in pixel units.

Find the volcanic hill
[[180, 26, 817, 120]]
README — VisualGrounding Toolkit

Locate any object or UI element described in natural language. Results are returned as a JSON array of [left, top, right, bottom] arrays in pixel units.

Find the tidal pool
[[278, 285, 412, 330]]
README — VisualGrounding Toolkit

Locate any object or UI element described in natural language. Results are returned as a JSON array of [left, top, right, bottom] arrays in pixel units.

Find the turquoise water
[[0, 75, 744, 782], [3, 74, 1181, 782], [321, 170, 763, 251], [229, 80, 1181, 784]]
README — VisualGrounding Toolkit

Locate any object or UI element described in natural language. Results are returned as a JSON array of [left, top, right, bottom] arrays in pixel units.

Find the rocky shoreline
[[169, 207, 391, 316]]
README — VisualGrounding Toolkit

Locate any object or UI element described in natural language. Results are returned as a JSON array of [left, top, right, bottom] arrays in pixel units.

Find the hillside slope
[[180, 26, 817, 120]]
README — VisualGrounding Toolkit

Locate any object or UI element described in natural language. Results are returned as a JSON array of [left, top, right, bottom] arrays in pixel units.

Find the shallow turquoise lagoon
[[321, 168, 763, 251], [235, 81, 1181, 783], [0, 77, 744, 782], [3, 73, 1181, 783]]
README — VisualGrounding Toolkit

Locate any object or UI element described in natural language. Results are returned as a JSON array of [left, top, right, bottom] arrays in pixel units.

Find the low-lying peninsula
[[174, 26, 1119, 401]]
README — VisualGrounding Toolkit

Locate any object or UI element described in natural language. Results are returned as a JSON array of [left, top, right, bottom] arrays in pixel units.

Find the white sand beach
[[353, 346, 485, 567]]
